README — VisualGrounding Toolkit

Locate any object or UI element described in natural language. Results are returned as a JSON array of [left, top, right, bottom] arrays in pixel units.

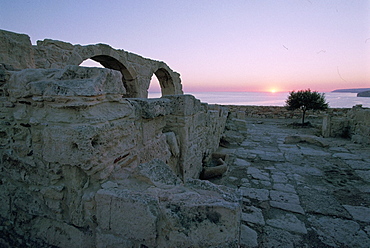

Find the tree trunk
[[302, 109, 306, 124]]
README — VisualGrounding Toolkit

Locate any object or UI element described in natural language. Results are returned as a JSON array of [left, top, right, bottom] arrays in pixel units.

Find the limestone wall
[[0, 29, 182, 98], [228, 105, 370, 145], [0, 30, 240, 247], [348, 107, 370, 144], [227, 105, 351, 120], [322, 106, 370, 144]]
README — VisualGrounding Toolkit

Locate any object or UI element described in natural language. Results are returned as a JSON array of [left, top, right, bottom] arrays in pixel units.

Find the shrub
[[285, 89, 328, 124]]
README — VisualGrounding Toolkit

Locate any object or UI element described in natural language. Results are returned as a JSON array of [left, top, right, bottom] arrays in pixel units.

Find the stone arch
[[154, 68, 176, 96], [34, 39, 182, 98], [81, 55, 138, 98]]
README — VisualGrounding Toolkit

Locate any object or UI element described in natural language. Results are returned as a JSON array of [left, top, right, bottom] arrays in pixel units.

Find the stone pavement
[[212, 118, 370, 247]]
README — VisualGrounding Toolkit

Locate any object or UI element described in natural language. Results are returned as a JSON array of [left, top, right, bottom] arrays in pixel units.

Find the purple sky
[[1, 0, 369, 92]]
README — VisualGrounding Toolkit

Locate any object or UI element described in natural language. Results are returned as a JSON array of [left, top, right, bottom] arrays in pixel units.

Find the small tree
[[285, 89, 328, 124]]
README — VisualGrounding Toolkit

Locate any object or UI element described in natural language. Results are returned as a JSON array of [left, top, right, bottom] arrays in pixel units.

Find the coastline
[[149, 91, 370, 108]]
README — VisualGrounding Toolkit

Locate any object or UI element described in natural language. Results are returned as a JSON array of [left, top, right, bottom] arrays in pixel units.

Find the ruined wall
[[0, 30, 240, 247], [227, 105, 351, 120], [227, 105, 370, 145], [322, 106, 370, 144], [348, 107, 370, 144], [0, 29, 182, 98]]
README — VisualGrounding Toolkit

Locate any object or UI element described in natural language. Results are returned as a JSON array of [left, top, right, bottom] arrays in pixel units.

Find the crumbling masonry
[[0, 30, 241, 247]]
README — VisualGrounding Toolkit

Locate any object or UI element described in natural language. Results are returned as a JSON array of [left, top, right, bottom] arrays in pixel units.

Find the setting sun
[[270, 88, 277, 93]]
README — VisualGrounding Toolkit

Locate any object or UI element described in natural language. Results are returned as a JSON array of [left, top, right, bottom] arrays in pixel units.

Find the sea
[[148, 92, 370, 108]]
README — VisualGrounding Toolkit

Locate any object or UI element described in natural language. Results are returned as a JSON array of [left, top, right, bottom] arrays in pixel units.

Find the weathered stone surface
[[30, 217, 94, 248], [201, 164, 228, 179], [332, 152, 361, 160], [273, 183, 296, 193], [270, 190, 300, 205], [270, 200, 305, 214], [222, 130, 245, 145], [266, 213, 307, 234], [242, 206, 265, 225], [308, 215, 370, 247], [0, 29, 35, 69], [133, 159, 182, 187], [7, 65, 126, 98], [298, 188, 351, 218], [0, 30, 233, 247], [233, 158, 251, 167], [284, 135, 328, 147], [240, 224, 258, 247], [354, 169, 370, 182], [157, 189, 241, 247], [260, 226, 303, 248], [344, 159, 369, 170], [240, 187, 269, 201], [247, 167, 270, 181], [343, 205, 370, 223], [96, 188, 159, 246]]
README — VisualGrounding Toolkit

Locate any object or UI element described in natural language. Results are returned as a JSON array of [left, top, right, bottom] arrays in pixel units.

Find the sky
[[1, 0, 369, 93]]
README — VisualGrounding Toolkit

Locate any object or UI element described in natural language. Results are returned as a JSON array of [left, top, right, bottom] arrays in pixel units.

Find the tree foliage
[[285, 89, 328, 124]]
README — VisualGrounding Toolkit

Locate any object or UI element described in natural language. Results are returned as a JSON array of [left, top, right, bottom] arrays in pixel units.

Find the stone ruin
[[0, 30, 242, 247]]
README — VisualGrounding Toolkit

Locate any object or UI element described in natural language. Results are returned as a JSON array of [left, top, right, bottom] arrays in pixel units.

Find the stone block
[[133, 159, 182, 187], [240, 224, 258, 247], [157, 184, 241, 247], [133, 98, 172, 119], [0, 29, 35, 69], [163, 94, 202, 116], [95, 188, 159, 247], [30, 217, 94, 248], [7, 65, 125, 99]]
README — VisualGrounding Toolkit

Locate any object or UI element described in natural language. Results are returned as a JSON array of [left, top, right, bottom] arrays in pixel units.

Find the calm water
[[148, 92, 370, 108]]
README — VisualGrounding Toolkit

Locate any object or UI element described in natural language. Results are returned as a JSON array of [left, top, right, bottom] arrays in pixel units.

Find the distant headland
[[332, 88, 370, 93]]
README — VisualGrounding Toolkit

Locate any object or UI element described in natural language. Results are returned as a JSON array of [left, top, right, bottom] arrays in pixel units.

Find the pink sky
[[1, 0, 369, 93]]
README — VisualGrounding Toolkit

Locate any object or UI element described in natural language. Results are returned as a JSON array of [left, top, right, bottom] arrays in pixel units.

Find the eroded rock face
[[0, 29, 182, 98], [0, 30, 239, 247], [321, 105, 370, 144], [0, 29, 35, 69]]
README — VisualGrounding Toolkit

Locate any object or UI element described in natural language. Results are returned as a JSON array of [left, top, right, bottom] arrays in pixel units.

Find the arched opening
[[79, 59, 104, 68], [154, 68, 175, 96], [79, 55, 137, 98], [148, 74, 161, 98]]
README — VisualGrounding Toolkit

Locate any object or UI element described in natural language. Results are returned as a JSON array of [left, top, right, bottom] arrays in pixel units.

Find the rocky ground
[[212, 118, 370, 248]]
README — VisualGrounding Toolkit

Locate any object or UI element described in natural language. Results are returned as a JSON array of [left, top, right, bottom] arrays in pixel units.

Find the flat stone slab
[[298, 188, 351, 218], [242, 206, 265, 225], [298, 146, 331, 157], [273, 183, 296, 193], [260, 226, 303, 248], [274, 162, 324, 177], [308, 215, 370, 247], [343, 205, 370, 223], [345, 160, 370, 170], [269, 190, 300, 205], [329, 146, 349, 152], [284, 135, 328, 147], [270, 201, 305, 214], [233, 158, 251, 167], [240, 187, 269, 201], [332, 152, 361, 160], [259, 151, 285, 162], [247, 167, 270, 181], [266, 213, 307, 234], [240, 224, 258, 247], [355, 170, 370, 182], [271, 173, 289, 183]]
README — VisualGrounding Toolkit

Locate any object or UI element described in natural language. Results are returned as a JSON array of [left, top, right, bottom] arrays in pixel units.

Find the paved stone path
[[212, 118, 370, 247]]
